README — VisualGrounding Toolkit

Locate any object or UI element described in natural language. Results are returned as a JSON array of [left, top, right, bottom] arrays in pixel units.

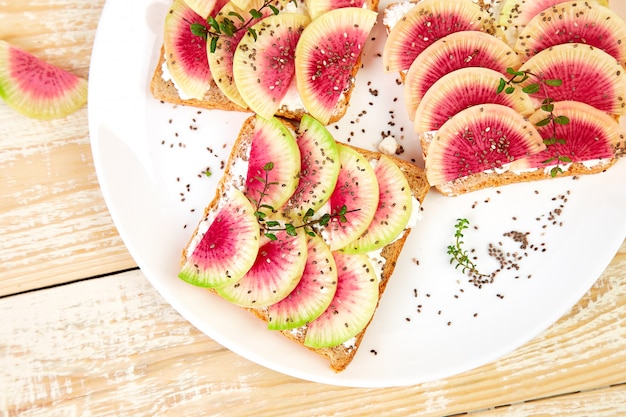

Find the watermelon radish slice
[[267, 234, 338, 330], [304, 251, 379, 348], [186, 0, 226, 18], [305, 0, 376, 20], [207, 0, 259, 109], [498, 0, 609, 28], [233, 13, 310, 119], [514, 1, 626, 66], [403, 31, 522, 121], [285, 114, 340, 218], [0, 40, 87, 120], [163, 0, 212, 100], [511, 101, 626, 170], [323, 144, 379, 251], [382, 0, 497, 73], [425, 104, 545, 186], [518, 44, 626, 116], [414, 67, 535, 134], [179, 189, 260, 288], [245, 115, 301, 213], [342, 155, 413, 254], [216, 225, 308, 307], [295, 7, 377, 125]]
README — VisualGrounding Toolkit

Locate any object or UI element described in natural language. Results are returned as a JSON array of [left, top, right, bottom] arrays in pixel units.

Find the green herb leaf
[[506, 68, 524, 76], [554, 115, 570, 125], [550, 166, 563, 177], [318, 214, 331, 226], [209, 36, 218, 53], [269, 4, 280, 15], [207, 16, 220, 32], [544, 78, 563, 87], [496, 78, 506, 94], [190, 23, 208, 41], [536, 117, 552, 127], [447, 218, 490, 280], [249, 8, 263, 19], [220, 19, 235, 36], [228, 11, 245, 23], [522, 83, 541, 94], [248, 27, 258, 41], [285, 223, 297, 236]]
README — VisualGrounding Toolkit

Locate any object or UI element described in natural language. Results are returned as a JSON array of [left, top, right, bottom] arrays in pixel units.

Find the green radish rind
[[295, 7, 378, 125], [179, 188, 261, 288], [324, 143, 380, 251], [304, 251, 379, 348], [267, 234, 338, 330], [341, 155, 413, 254], [163, 0, 212, 100], [0, 40, 87, 120], [245, 115, 301, 213], [233, 13, 311, 119], [284, 114, 341, 218], [216, 225, 308, 307]]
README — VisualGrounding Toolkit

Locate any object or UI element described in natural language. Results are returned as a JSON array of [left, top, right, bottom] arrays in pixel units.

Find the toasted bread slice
[[418, 130, 625, 197], [180, 115, 430, 371]]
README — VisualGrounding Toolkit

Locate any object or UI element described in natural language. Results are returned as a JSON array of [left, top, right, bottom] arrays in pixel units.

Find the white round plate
[[88, 0, 626, 387]]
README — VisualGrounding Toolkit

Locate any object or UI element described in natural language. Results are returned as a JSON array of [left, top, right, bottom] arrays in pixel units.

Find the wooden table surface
[[2, 1, 626, 415]]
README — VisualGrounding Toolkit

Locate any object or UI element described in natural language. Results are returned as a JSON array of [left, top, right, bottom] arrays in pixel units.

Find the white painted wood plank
[[1, 249, 625, 417], [0, 0, 136, 295]]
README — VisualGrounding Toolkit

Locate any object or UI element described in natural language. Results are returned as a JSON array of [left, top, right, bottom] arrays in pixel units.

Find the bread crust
[[181, 115, 430, 372]]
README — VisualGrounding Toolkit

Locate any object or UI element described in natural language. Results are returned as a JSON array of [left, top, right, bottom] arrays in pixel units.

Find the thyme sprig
[[251, 162, 359, 241], [189, 0, 284, 53], [447, 218, 491, 280], [497, 68, 571, 177]]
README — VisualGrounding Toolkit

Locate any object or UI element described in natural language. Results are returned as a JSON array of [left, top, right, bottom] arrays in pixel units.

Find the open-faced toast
[[178, 114, 430, 371], [150, 0, 379, 124], [381, 0, 626, 196]]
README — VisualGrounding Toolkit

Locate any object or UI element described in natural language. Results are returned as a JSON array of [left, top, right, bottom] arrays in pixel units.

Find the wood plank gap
[[0, 266, 140, 299], [458, 383, 626, 416]]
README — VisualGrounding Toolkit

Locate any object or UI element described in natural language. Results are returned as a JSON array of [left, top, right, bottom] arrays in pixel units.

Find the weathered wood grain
[[0, 0, 136, 296], [1, 241, 624, 416], [469, 384, 626, 416], [1, 0, 626, 415]]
